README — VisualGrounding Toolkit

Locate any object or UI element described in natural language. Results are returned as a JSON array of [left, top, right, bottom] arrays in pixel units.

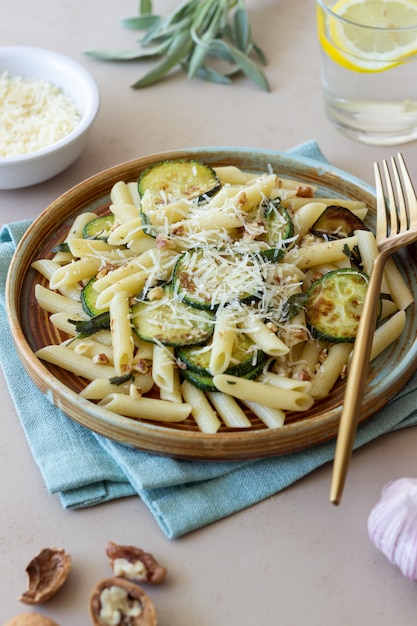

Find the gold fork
[[330, 153, 417, 505]]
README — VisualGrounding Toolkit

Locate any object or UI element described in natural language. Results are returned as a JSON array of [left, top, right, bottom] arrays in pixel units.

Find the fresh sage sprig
[[85, 0, 269, 91]]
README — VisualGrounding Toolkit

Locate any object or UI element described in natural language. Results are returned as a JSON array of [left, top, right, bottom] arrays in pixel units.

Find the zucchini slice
[[173, 248, 262, 310], [310, 205, 369, 240], [83, 214, 115, 240], [81, 278, 107, 317], [138, 159, 221, 204], [176, 333, 268, 377], [305, 268, 378, 343], [131, 286, 215, 346], [180, 359, 266, 392], [241, 198, 294, 261]]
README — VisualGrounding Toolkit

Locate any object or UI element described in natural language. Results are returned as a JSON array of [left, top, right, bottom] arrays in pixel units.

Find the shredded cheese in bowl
[[0, 71, 81, 157]]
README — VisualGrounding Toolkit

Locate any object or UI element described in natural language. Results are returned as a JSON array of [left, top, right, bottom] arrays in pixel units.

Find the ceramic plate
[[6, 147, 417, 460]]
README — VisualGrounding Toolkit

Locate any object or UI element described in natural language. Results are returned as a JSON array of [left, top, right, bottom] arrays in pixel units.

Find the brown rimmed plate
[[6, 147, 417, 460]]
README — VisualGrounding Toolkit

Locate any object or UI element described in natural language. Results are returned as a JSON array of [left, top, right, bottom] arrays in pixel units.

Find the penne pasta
[[207, 391, 251, 428], [80, 374, 154, 400], [212, 374, 314, 411], [110, 290, 134, 376], [241, 400, 286, 428], [152, 344, 176, 395], [99, 393, 191, 422], [180, 380, 221, 433]]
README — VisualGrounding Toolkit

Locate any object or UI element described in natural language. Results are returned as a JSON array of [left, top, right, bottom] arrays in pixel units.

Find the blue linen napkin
[[1, 141, 417, 539]]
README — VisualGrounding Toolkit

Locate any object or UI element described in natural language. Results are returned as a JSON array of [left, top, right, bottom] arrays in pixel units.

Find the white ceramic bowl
[[0, 46, 100, 189]]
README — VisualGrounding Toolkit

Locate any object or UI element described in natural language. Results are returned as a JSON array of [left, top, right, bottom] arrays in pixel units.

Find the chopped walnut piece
[[4, 614, 60, 626], [295, 185, 314, 198], [93, 353, 110, 365], [296, 369, 311, 382], [89, 578, 157, 626], [132, 359, 150, 375], [19, 548, 72, 605], [106, 541, 167, 585]]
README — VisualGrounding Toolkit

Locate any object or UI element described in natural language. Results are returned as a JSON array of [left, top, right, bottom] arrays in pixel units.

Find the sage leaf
[[210, 38, 270, 91], [131, 30, 193, 88], [85, 40, 170, 61], [120, 15, 161, 30], [192, 64, 232, 85], [233, 5, 250, 52]]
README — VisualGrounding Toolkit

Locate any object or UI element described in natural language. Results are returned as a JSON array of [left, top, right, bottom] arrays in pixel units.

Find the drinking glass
[[316, 0, 417, 145]]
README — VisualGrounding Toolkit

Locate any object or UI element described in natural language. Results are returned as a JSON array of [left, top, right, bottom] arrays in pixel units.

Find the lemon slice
[[317, 0, 417, 72]]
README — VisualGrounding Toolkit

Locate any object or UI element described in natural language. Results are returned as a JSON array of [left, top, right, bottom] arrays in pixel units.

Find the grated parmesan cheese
[[0, 71, 81, 157]]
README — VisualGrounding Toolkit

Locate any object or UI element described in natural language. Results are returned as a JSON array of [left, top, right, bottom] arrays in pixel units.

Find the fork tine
[[382, 159, 399, 236], [374, 162, 387, 241], [397, 152, 417, 227], [390, 156, 408, 234]]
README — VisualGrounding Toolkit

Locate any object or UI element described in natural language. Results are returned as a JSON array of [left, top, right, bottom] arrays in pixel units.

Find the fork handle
[[330, 251, 390, 504]]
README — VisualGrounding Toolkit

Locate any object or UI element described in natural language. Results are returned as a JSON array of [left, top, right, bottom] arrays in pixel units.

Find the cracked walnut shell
[[106, 541, 167, 584], [19, 548, 72, 605], [89, 577, 157, 626]]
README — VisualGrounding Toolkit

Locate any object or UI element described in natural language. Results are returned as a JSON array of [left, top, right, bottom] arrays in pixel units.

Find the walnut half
[[19, 548, 72, 605], [89, 577, 157, 626], [106, 541, 167, 585]]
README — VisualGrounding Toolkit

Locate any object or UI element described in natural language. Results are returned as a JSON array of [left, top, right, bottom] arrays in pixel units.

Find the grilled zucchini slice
[[173, 248, 262, 310], [305, 268, 379, 343], [241, 198, 294, 261], [81, 278, 105, 317], [310, 205, 369, 240], [131, 286, 215, 346], [138, 159, 220, 203], [180, 359, 266, 392], [83, 214, 115, 240], [176, 333, 268, 377]]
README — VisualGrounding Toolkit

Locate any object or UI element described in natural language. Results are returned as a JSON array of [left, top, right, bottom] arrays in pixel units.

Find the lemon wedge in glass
[[317, 0, 417, 72]]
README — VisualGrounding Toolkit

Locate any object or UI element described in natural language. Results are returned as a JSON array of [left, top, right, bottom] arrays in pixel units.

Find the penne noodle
[[241, 400, 286, 428], [370, 310, 407, 362], [49, 257, 102, 290], [36, 344, 116, 380], [212, 374, 314, 411], [160, 368, 183, 403], [35, 284, 85, 317], [110, 290, 134, 376], [207, 391, 251, 428], [292, 202, 327, 239], [110, 201, 138, 223], [180, 380, 221, 433], [309, 343, 352, 399], [284, 235, 359, 269], [31, 259, 81, 300], [152, 344, 176, 395], [110, 180, 135, 205], [259, 372, 312, 394], [80, 374, 154, 400], [384, 257, 414, 310], [99, 393, 191, 422], [209, 308, 236, 375], [239, 310, 289, 357]]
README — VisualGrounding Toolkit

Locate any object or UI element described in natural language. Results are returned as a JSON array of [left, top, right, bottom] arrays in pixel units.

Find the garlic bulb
[[368, 477, 417, 580]]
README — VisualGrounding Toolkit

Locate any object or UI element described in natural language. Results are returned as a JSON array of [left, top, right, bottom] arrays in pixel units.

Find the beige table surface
[[2, 1, 417, 624]]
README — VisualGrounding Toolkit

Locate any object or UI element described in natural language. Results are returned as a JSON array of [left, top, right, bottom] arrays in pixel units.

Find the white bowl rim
[[0, 45, 100, 165]]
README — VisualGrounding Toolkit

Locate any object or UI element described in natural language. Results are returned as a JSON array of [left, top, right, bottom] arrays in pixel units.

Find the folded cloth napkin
[[2, 140, 417, 539]]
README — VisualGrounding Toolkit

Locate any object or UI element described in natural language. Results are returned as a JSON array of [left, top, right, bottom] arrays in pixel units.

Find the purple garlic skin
[[368, 477, 417, 580]]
